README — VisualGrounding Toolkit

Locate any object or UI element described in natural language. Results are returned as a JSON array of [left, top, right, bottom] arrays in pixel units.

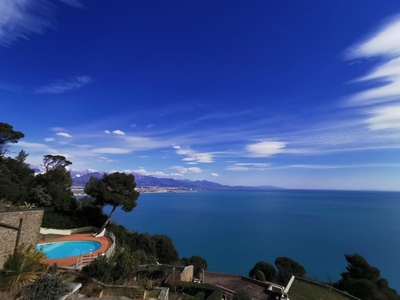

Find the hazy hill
[[68, 169, 283, 190]]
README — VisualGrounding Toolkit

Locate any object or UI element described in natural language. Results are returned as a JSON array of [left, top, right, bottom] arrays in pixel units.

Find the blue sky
[[1, 1, 400, 190]]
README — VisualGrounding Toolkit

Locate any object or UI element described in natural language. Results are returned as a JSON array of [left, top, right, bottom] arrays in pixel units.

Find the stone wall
[[0, 209, 44, 267], [180, 265, 194, 282]]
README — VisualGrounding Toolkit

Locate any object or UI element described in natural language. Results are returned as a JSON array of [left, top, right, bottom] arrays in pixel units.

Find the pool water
[[36, 241, 101, 259]]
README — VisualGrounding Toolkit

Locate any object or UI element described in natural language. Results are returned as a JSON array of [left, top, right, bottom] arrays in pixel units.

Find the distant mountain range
[[67, 169, 283, 190], [29, 166, 282, 190]]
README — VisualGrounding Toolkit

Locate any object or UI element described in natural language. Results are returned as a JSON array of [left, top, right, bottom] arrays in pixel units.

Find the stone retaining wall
[[180, 265, 194, 282], [0, 209, 44, 267]]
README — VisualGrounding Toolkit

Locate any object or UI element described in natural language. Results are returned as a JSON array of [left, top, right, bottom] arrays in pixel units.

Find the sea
[[107, 189, 400, 291]]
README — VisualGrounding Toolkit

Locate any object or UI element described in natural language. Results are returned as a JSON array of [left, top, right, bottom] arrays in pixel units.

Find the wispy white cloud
[[51, 127, 67, 132], [226, 166, 249, 171], [44, 137, 54, 142], [95, 156, 114, 163], [345, 15, 400, 132], [245, 141, 286, 157], [170, 173, 184, 177], [56, 132, 72, 138], [226, 162, 270, 172], [112, 130, 125, 135], [104, 130, 110, 134], [365, 105, 400, 130], [0, 83, 21, 92], [122, 135, 166, 151], [211, 173, 219, 177], [0, 0, 55, 47], [92, 148, 131, 154], [59, 0, 84, 8], [173, 145, 214, 163], [346, 15, 400, 59], [34, 76, 92, 94], [170, 166, 202, 174], [270, 163, 400, 170], [131, 168, 170, 177], [186, 167, 202, 173], [234, 162, 270, 168], [16, 141, 58, 157], [147, 124, 154, 128]]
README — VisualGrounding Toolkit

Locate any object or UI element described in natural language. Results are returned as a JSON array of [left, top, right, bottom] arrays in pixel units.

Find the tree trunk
[[98, 205, 117, 235]]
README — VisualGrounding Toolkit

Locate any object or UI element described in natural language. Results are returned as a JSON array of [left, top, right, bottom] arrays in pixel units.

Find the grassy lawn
[[289, 279, 356, 300]]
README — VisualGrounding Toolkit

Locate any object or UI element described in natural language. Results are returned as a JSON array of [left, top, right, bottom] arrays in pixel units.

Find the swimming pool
[[36, 241, 101, 259]]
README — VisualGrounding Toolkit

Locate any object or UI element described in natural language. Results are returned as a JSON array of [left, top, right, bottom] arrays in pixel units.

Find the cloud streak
[[269, 163, 400, 170], [0, 0, 55, 47], [226, 162, 270, 172], [34, 76, 92, 94], [245, 141, 286, 157], [173, 145, 214, 163], [56, 132, 72, 138], [170, 165, 202, 174], [0, 83, 22, 92], [112, 130, 125, 135], [346, 15, 400, 132], [59, 0, 84, 8], [92, 148, 131, 154]]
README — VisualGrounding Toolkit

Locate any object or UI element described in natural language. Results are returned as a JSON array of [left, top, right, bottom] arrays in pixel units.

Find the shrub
[[248, 261, 277, 282], [254, 269, 266, 282], [233, 291, 252, 300], [275, 257, 306, 285], [182, 255, 208, 277], [0, 246, 47, 291], [195, 291, 206, 300], [22, 273, 70, 300], [81, 256, 113, 284], [163, 281, 221, 300]]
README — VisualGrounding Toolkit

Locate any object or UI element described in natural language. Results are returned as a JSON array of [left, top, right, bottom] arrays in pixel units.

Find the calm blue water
[[109, 190, 400, 290], [37, 241, 101, 259]]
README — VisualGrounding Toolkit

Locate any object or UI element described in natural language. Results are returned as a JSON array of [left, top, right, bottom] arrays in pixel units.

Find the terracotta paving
[[37, 233, 112, 267]]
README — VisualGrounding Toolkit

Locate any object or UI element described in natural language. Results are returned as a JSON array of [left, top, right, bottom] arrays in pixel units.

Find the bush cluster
[[163, 281, 221, 300]]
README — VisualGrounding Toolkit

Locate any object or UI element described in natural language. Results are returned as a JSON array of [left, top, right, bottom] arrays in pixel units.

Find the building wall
[[0, 209, 44, 268]]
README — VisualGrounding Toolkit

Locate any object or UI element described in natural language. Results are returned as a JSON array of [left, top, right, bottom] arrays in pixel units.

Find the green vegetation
[[248, 261, 277, 282], [182, 255, 208, 277], [248, 254, 400, 299], [0, 122, 24, 156], [254, 269, 266, 282], [22, 273, 70, 300], [0, 246, 47, 292], [233, 290, 252, 300], [164, 281, 221, 300], [85, 171, 140, 233], [289, 278, 355, 300], [2, 122, 399, 300], [248, 258, 305, 285], [108, 222, 179, 264], [275, 256, 307, 285], [335, 254, 400, 300], [78, 280, 145, 298]]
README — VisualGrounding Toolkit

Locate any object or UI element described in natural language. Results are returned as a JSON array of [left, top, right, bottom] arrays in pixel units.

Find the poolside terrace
[[37, 233, 112, 268]]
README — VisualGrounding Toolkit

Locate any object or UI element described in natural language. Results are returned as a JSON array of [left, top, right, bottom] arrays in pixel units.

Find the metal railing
[[104, 230, 116, 258], [75, 229, 116, 269], [76, 251, 98, 269]]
